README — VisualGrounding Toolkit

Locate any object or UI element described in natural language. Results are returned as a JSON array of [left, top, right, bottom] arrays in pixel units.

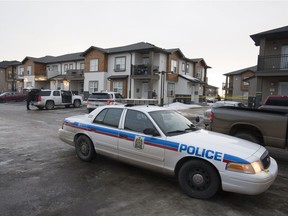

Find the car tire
[[73, 99, 81, 108], [45, 101, 54, 110], [75, 135, 96, 162], [234, 131, 260, 144], [178, 159, 220, 199]]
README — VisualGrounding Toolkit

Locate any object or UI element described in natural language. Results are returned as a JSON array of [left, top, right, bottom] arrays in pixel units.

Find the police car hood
[[168, 129, 261, 158]]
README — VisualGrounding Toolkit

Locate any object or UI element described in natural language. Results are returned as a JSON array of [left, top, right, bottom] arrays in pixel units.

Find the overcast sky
[[1, 0, 288, 93]]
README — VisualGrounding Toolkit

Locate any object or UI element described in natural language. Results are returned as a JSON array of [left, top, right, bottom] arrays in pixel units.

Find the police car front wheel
[[178, 159, 220, 199], [75, 135, 96, 162]]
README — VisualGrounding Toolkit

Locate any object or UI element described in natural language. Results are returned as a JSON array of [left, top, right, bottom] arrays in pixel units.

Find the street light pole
[[160, 71, 164, 106]]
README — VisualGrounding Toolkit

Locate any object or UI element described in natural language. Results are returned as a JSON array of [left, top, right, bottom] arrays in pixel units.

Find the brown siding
[[241, 71, 254, 91], [34, 63, 46, 76], [23, 59, 34, 76], [84, 49, 107, 72], [109, 79, 128, 97]]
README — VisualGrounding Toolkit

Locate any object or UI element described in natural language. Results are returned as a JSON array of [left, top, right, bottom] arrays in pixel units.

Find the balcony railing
[[66, 69, 84, 80], [258, 54, 288, 71], [131, 64, 159, 77]]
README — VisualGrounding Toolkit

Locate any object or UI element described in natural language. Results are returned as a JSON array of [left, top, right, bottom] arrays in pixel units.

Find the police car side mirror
[[143, 128, 160, 136]]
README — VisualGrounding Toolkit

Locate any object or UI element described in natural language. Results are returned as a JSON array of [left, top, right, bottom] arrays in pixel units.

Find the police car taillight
[[107, 100, 111, 105], [38, 95, 42, 101]]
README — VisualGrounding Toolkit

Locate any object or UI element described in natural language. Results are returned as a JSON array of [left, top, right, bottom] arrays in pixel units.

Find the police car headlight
[[226, 161, 263, 174]]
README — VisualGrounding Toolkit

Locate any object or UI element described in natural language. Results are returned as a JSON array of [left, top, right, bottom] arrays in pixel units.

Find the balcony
[[66, 69, 84, 80], [131, 65, 160, 80], [258, 54, 288, 71]]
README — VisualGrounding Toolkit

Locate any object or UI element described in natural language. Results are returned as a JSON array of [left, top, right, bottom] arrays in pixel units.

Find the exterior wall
[[34, 63, 46, 76], [107, 53, 131, 76], [0, 68, 7, 92], [262, 38, 288, 56], [83, 72, 108, 99], [231, 75, 242, 100], [84, 50, 107, 72]]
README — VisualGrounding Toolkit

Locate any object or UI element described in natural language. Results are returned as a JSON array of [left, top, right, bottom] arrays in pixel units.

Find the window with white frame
[[182, 62, 186, 72], [8, 71, 12, 79], [19, 67, 24, 77], [64, 64, 68, 72], [27, 66, 32, 75], [113, 81, 123, 94], [243, 77, 250, 86], [167, 83, 175, 97], [171, 60, 177, 73], [89, 81, 98, 93], [52, 65, 58, 72], [143, 57, 149, 65], [90, 59, 99, 72], [69, 64, 73, 69], [80, 63, 84, 70], [115, 57, 126, 71], [196, 67, 203, 79]]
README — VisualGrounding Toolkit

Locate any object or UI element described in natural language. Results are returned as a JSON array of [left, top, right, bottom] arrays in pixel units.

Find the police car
[[58, 104, 278, 199]]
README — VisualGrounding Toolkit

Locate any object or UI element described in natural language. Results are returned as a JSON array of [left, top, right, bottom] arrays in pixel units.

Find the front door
[[141, 82, 148, 99]]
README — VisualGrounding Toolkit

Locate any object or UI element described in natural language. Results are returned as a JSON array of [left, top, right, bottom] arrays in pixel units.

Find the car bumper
[[221, 157, 278, 195], [58, 128, 75, 146]]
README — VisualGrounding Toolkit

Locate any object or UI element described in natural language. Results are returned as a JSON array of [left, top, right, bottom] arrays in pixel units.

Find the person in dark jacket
[[26, 90, 33, 110]]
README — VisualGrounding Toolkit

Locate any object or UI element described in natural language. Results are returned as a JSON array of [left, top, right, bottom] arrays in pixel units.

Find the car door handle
[[119, 134, 128, 138]]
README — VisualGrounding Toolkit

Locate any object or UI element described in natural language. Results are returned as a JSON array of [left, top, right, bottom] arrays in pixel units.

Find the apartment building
[[1, 42, 212, 105], [223, 25, 288, 107], [0, 60, 21, 92]]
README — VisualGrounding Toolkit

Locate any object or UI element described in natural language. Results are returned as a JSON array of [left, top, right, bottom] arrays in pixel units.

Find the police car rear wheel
[[75, 135, 96, 162], [178, 160, 220, 199]]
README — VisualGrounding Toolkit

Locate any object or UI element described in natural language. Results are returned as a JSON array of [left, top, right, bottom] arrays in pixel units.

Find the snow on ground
[[164, 102, 203, 110]]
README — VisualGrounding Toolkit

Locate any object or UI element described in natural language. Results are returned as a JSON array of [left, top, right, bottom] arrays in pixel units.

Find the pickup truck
[[209, 107, 288, 150], [31, 89, 83, 110]]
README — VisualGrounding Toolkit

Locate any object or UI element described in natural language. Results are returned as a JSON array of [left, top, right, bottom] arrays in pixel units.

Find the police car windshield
[[149, 110, 197, 136]]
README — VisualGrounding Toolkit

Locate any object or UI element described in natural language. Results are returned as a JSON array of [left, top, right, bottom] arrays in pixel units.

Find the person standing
[[26, 90, 33, 110]]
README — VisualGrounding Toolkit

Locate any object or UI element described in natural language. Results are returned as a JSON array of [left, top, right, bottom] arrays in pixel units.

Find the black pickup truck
[[209, 107, 288, 150]]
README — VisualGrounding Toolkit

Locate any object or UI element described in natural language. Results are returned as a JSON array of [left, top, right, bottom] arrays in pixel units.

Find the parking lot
[[0, 102, 288, 216]]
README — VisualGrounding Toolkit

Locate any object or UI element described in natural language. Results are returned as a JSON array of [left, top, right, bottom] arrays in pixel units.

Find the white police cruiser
[[58, 104, 278, 199]]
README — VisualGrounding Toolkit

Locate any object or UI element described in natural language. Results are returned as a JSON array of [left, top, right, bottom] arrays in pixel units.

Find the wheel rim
[[77, 140, 90, 156], [187, 168, 210, 191]]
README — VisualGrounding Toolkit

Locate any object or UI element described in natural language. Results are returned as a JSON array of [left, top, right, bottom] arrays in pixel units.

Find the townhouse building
[[0, 60, 21, 93], [223, 25, 288, 107], [82, 42, 211, 104], [1, 42, 212, 105]]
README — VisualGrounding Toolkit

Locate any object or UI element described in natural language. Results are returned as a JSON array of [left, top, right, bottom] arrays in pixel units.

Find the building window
[[27, 66, 32, 75], [69, 64, 73, 69], [115, 57, 126, 71], [90, 59, 99, 72], [171, 60, 177, 73], [89, 81, 98, 93], [19, 67, 24, 77], [143, 57, 149, 65], [8, 71, 13, 79], [196, 67, 203, 79], [80, 63, 84, 70], [243, 77, 249, 86], [113, 81, 123, 94], [182, 62, 186, 72], [64, 64, 68, 72], [52, 65, 58, 72], [167, 83, 175, 96]]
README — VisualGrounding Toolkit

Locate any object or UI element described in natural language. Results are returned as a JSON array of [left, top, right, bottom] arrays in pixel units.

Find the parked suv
[[31, 89, 83, 110], [86, 91, 124, 113], [259, 95, 288, 112]]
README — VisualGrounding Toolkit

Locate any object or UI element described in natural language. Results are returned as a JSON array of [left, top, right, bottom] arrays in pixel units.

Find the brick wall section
[[84, 49, 107, 72]]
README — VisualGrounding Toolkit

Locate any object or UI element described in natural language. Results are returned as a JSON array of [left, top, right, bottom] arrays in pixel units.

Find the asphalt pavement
[[0, 102, 287, 216]]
